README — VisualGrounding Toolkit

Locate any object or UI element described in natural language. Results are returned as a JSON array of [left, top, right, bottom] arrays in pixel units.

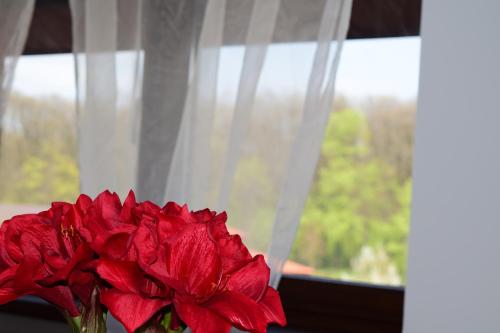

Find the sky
[[11, 36, 421, 103]]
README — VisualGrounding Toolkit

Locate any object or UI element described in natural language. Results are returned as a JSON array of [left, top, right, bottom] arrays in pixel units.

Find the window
[[290, 37, 421, 286], [0, 54, 78, 221], [3, 38, 421, 289], [0, 1, 421, 332]]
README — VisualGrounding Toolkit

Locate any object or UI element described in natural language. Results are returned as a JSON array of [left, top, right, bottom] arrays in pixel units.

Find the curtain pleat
[[0, 0, 34, 142], [165, 0, 226, 208], [214, 0, 281, 212], [268, 0, 353, 287], [70, 0, 142, 199], [136, 0, 204, 203]]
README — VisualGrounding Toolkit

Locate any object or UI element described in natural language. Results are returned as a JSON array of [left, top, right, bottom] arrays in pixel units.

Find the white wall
[[404, 1, 500, 332]]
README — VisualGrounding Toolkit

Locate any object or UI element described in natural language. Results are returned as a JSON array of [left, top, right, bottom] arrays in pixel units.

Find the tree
[[0, 93, 415, 283], [0, 94, 79, 204], [366, 97, 416, 183], [291, 106, 412, 283]]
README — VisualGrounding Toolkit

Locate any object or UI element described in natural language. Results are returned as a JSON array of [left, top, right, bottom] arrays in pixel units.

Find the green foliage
[[291, 107, 413, 284], [0, 94, 79, 204], [228, 155, 276, 252], [0, 93, 414, 285], [10, 143, 79, 203]]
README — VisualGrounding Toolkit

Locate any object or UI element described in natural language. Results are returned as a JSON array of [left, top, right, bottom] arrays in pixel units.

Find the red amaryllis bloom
[[78, 191, 140, 260], [95, 193, 173, 333], [137, 203, 287, 333], [38, 196, 97, 306], [32, 191, 142, 308], [0, 213, 82, 315], [81, 190, 165, 261], [0, 191, 136, 315], [0, 190, 286, 333], [96, 259, 171, 333]]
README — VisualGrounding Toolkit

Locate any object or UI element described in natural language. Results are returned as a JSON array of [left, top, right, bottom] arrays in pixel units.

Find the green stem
[[61, 310, 81, 333], [80, 287, 107, 333]]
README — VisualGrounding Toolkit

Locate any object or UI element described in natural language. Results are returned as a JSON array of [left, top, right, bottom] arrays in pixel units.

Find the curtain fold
[[70, 0, 142, 198], [164, 0, 224, 207], [70, 0, 352, 291], [137, 0, 205, 203], [0, 0, 34, 140], [268, 0, 353, 287], [214, 0, 281, 211]]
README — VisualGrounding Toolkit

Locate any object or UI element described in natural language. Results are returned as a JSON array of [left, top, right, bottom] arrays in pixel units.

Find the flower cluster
[[0, 190, 286, 333]]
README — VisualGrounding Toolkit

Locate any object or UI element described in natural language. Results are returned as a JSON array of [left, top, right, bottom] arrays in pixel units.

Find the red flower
[[0, 190, 286, 333], [79, 191, 139, 260], [97, 259, 171, 333], [39, 196, 97, 305], [82, 190, 165, 261], [0, 213, 81, 315], [94, 192, 172, 333], [140, 203, 287, 333], [0, 191, 132, 315]]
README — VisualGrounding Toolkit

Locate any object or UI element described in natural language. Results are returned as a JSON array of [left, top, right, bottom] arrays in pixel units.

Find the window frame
[[1, 276, 404, 332], [24, 0, 420, 54], [3, 0, 420, 331], [277, 275, 404, 332]]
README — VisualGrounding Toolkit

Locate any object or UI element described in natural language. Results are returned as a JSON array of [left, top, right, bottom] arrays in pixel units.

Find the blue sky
[[11, 37, 420, 103], [337, 37, 420, 100]]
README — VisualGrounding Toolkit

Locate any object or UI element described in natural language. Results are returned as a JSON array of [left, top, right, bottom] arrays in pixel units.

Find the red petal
[[217, 234, 252, 274], [0, 266, 20, 305], [36, 285, 79, 316], [76, 194, 92, 211], [161, 202, 184, 217], [227, 255, 269, 301], [0, 288, 18, 304], [0, 265, 17, 285], [93, 224, 136, 258], [133, 221, 159, 266], [138, 201, 161, 217], [203, 291, 266, 333], [141, 244, 186, 293], [207, 212, 229, 240], [42, 250, 67, 272], [192, 209, 216, 223], [44, 243, 93, 285], [100, 289, 169, 333], [174, 299, 231, 333], [94, 190, 122, 226], [100, 231, 134, 259], [157, 214, 186, 242], [259, 287, 286, 326], [120, 190, 137, 223], [69, 271, 95, 306], [2, 227, 23, 264], [167, 224, 221, 297], [96, 260, 142, 294], [15, 256, 45, 291]]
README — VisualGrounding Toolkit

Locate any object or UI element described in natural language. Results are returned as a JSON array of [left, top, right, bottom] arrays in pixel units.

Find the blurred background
[[0, 36, 420, 286]]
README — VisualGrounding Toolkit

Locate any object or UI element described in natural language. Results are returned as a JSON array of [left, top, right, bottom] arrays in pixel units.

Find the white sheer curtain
[[70, 0, 142, 198], [0, 0, 34, 130], [70, 0, 352, 287]]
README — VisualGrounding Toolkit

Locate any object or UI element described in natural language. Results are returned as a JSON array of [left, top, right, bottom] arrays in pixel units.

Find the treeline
[[0, 94, 79, 204], [0, 93, 415, 285], [291, 97, 415, 284]]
